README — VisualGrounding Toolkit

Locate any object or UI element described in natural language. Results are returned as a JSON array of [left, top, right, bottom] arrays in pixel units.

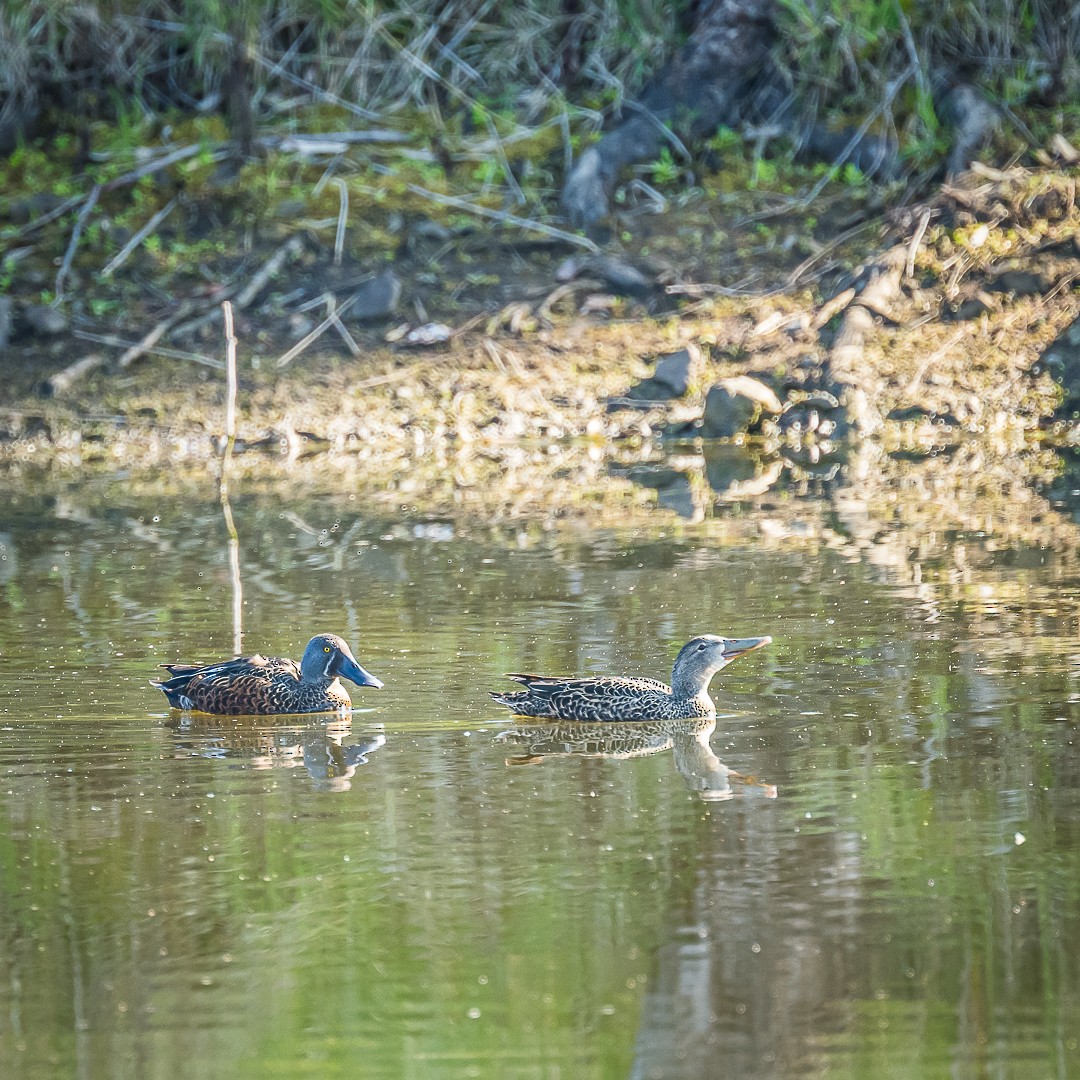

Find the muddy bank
[[4, 158, 1080, 516]]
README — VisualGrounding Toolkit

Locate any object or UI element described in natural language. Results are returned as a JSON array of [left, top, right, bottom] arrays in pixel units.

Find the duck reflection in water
[[167, 714, 385, 792], [496, 717, 776, 802]]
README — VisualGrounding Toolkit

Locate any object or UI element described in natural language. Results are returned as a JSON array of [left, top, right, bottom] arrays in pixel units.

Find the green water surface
[[1, 479, 1078, 1079]]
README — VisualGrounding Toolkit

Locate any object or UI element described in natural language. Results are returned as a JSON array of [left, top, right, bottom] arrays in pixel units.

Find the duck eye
[[323, 646, 331, 653], [697, 643, 707, 652]]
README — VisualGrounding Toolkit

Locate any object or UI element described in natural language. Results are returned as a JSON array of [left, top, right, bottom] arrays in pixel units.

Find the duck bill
[[722, 636, 772, 660], [335, 654, 384, 689]]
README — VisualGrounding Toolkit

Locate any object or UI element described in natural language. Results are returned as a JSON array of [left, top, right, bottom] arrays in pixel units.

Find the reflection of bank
[[497, 717, 776, 802], [167, 714, 385, 792]]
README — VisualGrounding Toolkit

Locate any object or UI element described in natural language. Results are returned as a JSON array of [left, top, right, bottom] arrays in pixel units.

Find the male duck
[[490, 634, 770, 721], [153, 633, 383, 715]]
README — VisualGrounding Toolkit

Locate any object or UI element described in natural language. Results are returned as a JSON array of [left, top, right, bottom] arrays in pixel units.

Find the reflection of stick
[[220, 301, 238, 491], [222, 495, 243, 658], [219, 300, 243, 657]]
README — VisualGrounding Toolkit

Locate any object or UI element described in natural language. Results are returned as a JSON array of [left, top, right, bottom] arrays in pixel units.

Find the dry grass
[[2, 1, 1078, 156]]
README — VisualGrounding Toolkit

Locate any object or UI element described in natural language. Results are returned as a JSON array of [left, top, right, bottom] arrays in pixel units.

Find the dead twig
[[325, 293, 361, 355], [222, 301, 238, 446], [276, 291, 361, 367], [38, 353, 108, 397], [400, 179, 599, 252], [73, 329, 223, 369], [102, 144, 209, 190], [786, 220, 878, 289], [905, 207, 933, 282], [171, 234, 307, 340], [6, 193, 86, 242], [117, 302, 201, 369], [332, 179, 348, 266], [811, 287, 857, 330], [101, 196, 178, 279], [905, 329, 966, 394], [54, 184, 101, 300], [234, 235, 307, 308], [797, 65, 915, 211]]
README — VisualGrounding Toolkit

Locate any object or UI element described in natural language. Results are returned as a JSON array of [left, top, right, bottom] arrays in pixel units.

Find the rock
[[272, 199, 308, 220], [628, 344, 703, 401], [619, 465, 699, 519], [701, 376, 784, 438], [655, 473, 698, 519], [626, 378, 677, 403], [950, 291, 998, 320], [0, 297, 12, 348], [701, 389, 752, 438], [1037, 314, 1080, 417], [352, 270, 402, 321], [23, 304, 68, 337], [704, 445, 764, 493], [939, 83, 1000, 177], [988, 269, 1048, 297], [401, 322, 451, 347], [653, 345, 702, 396]]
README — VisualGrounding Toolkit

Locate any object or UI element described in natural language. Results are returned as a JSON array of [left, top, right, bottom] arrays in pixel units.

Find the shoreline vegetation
[[3, 1, 1080, 530]]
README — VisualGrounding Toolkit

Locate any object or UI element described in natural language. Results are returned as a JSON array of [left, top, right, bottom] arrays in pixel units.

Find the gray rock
[[701, 376, 783, 438], [1038, 314, 1080, 417], [352, 270, 402, 321], [23, 304, 68, 337], [988, 269, 1048, 296], [701, 387, 757, 438], [655, 474, 698, 519], [652, 345, 702, 396], [626, 344, 703, 401], [627, 378, 677, 402]]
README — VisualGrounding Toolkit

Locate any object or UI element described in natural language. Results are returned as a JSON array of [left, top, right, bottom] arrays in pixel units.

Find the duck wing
[[154, 654, 300, 713], [492, 674, 674, 721]]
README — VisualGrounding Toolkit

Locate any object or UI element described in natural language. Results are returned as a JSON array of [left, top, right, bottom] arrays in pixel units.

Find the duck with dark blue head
[[154, 633, 383, 715]]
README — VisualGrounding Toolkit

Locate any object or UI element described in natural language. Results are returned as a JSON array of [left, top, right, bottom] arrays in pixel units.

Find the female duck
[[154, 633, 383, 715], [490, 634, 770, 722]]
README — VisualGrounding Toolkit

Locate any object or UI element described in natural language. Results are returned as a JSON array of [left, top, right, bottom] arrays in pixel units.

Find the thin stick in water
[[219, 299, 243, 656], [220, 300, 238, 490]]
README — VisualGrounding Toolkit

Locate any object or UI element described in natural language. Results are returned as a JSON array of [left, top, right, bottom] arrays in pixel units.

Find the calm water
[[2, 473, 1079, 1079]]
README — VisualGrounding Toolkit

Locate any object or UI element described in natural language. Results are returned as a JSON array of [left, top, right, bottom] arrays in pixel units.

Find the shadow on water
[[497, 717, 777, 802]]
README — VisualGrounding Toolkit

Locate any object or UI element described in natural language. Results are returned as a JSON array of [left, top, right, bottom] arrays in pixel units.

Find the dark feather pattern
[[153, 633, 382, 716], [490, 634, 770, 722], [491, 674, 707, 721]]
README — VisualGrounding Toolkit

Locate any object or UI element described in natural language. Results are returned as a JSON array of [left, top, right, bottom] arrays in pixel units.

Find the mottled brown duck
[[153, 633, 383, 715], [490, 634, 770, 722]]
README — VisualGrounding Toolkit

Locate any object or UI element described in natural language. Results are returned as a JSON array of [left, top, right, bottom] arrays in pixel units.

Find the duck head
[[671, 634, 771, 698], [301, 633, 384, 689]]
